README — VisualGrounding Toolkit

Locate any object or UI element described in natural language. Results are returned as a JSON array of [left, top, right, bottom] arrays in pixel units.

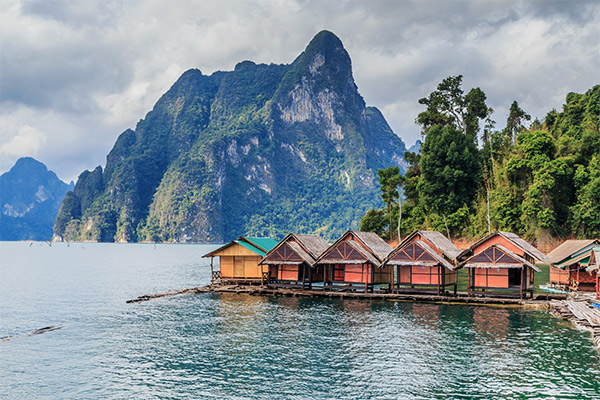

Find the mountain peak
[[12, 156, 48, 173], [299, 30, 350, 69]]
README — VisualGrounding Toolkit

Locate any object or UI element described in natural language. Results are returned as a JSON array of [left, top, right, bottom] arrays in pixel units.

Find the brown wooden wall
[[550, 267, 569, 285]]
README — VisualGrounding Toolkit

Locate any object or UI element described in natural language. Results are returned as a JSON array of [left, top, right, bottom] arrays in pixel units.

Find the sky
[[1, 0, 599, 182]]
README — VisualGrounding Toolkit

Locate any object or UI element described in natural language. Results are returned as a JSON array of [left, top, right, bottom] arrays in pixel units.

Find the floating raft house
[[259, 234, 330, 290], [314, 230, 392, 293], [547, 239, 600, 292], [586, 250, 599, 300], [458, 231, 549, 299], [203, 237, 278, 284], [383, 231, 460, 296]]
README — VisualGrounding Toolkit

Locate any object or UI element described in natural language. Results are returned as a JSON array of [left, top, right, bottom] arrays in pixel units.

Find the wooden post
[[468, 268, 472, 297], [371, 264, 375, 293], [390, 265, 395, 294], [210, 257, 214, 283], [520, 267, 525, 299], [301, 264, 306, 291], [440, 266, 445, 296]]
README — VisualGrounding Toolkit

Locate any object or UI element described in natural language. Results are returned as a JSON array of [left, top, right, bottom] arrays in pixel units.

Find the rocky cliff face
[[54, 31, 407, 243], [1, 157, 73, 241]]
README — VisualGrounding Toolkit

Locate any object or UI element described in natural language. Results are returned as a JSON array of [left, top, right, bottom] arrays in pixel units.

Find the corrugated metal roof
[[547, 239, 600, 265], [235, 239, 269, 256], [243, 237, 279, 252], [202, 236, 277, 258]]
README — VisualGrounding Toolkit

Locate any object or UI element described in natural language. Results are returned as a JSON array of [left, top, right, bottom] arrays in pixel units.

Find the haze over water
[[1, 242, 599, 399]]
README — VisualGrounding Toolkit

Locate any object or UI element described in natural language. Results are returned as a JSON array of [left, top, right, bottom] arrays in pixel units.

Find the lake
[[1, 241, 599, 399]]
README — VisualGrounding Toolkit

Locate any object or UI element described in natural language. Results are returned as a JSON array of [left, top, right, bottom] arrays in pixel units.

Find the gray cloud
[[1, 0, 598, 181]]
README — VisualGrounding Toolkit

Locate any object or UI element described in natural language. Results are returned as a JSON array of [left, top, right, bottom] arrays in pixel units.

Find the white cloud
[[0, 124, 47, 159], [0, 0, 598, 181]]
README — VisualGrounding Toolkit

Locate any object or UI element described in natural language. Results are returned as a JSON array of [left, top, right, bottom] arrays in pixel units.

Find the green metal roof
[[244, 237, 278, 251], [235, 237, 278, 256], [555, 245, 600, 269]]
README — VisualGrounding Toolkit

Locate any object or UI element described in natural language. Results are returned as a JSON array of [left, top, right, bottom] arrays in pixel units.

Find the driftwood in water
[[1, 324, 64, 342]]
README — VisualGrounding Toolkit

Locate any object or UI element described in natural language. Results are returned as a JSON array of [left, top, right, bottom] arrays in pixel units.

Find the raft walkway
[[127, 284, 559, 307], [550, 297, 600, 350]]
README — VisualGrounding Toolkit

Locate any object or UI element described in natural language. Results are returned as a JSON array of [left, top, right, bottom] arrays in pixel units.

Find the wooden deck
[[550, 298, 600, 350], [127, 284, 561, 307]]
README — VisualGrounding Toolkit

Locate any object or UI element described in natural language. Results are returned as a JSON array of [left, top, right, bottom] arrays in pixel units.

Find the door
[[234, 256, 245, 278]]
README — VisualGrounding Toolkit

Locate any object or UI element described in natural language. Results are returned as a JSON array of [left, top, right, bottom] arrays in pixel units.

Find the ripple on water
[[1, 242, 600, 399]]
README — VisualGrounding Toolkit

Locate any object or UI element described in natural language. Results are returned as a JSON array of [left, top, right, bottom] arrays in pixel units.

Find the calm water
[[1, 242, 599, 399]]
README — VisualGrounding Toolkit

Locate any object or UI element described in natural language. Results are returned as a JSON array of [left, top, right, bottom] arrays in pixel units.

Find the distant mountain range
[[53, 30, 408, 243], [1, 157, 73, 241]]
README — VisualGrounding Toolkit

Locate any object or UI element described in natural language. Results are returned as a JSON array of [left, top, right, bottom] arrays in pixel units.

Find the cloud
[[0, 124, 46, 159], [1, 0, 599, 181]]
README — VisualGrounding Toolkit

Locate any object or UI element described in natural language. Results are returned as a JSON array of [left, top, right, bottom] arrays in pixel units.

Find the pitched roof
[[392, 231, 460, 261], [350, 231, 393, 262], [547, 239, 600, 265], [457, 231, 550, 264], [461, 244, 541, 272], [260, 234, 329, 266], [244, 237, 279, 252], [586, 250, 600, 273], [316, 230, 392, 267], [202, 236, 278, 258], [383, 239, 456, 270]]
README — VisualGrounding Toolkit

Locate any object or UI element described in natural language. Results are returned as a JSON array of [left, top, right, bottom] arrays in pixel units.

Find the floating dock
[[550, 298, 600, 350], [126, 284, 560, 307]]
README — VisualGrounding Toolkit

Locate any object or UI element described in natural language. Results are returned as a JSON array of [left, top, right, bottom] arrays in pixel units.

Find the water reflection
[[2, 242, 600, 399]]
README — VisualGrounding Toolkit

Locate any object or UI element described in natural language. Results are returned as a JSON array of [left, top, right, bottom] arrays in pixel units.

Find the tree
[[505, 101, 531, 144], [378, 166, 403, 240], [359, 209, 387, 237], [415, 76, 486, 235], [418, 124, 481, 220], [416, 75, 490, 140]]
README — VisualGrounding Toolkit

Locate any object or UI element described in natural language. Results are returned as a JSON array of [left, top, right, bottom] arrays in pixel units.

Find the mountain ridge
[[54, 30, 408, 243], [1, 157, 73, 241]]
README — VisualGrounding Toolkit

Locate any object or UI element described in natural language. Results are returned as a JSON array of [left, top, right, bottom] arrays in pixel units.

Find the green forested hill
[[361, 79, 599, 245], [54, 31, 407, 243]]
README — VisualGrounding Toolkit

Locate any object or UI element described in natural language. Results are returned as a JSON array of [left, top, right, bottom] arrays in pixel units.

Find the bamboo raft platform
[[550, 297, 600, 350], [126, 284, 562, 308]]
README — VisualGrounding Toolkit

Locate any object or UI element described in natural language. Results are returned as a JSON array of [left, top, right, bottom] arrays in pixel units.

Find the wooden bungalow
[[457, 231, 549, 299], [547, 239, 600, 291], [585, 250, 599, 300], [382, 231, 460, 295], [315, 231, 392, 293], [203, 237, 279, 284], [259, 234, 330, 290]]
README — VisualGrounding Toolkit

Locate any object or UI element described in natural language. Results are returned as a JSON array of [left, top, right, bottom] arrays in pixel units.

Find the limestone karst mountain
[[54, 31, 407, 243]]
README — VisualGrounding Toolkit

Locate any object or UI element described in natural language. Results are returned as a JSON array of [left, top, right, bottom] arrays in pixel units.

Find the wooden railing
[[211, 271, 221, 282]]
